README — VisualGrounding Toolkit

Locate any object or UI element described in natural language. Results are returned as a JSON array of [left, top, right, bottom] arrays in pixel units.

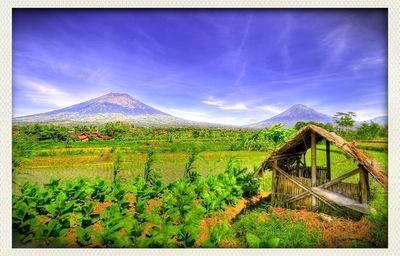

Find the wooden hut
[[255, 125, 387, 214]]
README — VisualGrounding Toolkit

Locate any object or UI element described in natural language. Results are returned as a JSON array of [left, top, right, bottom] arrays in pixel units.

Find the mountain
[[44, 92, 169, 116], [369, 115, 388, 125], [13, 94, 386, 128], [245, 104, 333, 128], [13, 93, 222, 127]]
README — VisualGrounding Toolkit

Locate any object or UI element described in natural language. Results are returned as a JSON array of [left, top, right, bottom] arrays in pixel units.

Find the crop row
[[12, 152, 260, 248]]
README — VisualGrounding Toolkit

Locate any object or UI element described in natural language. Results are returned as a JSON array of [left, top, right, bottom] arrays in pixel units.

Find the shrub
[[233, 211, 321, 248]]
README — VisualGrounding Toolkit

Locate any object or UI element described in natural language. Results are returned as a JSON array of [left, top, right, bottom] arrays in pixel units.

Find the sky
[[12, 9, 388, 125]]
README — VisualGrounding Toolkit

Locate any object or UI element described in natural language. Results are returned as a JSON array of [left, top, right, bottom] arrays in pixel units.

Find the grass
[[231, 210, 321, 248], [30, 138, 237, 153], [13, 150, 267, 192], [303, 143, 388, 183], [14, 138, 388, 195], [11, 129, 388, 248]]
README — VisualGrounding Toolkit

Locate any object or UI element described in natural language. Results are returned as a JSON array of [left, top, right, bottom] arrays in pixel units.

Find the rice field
[[11, 126, 388, 248]]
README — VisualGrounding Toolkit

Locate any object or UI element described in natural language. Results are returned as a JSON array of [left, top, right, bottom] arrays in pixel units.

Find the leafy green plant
[[233, 124, 295, 151], [76, 226, 93, 246], [64, 178, 89, 202], [225, 159, 259, 197], [12, 198, 38, 243], [90, 177, 109, 202], [366, 184, 388, 247], [75, 202, 100, 228], [234, 212, 321, 248], [175, 206, 204, 247], [144, 149, 155, 183], [183, 149, 200, 181], [138, 223, 178, 248], [202, 222, 230, 247], [112, 154, 123, 183], [97, 204, 131, 247], [246, 233, 280, 248], [12, 135, 36, 173], [35, 219, 69, 244], [107, 180, 130, 210]]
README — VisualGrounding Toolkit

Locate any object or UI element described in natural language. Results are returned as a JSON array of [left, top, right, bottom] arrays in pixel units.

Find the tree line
[[294, 112, 387, 140]]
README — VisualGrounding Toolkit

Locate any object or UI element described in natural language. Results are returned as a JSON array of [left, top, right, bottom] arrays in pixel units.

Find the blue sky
[[13, 9, 387, 125]]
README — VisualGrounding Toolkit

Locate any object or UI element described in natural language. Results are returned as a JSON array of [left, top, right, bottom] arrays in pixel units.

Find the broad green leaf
[[246, 233, 260, 248]]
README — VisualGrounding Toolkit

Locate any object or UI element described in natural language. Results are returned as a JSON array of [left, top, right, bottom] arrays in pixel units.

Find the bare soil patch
[[271, 207, 373, 247]]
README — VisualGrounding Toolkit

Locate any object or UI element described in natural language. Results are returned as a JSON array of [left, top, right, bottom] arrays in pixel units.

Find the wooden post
[[359, 166, 369, 204], [326, 140, 331, 181], [311, 132, 317, 208], [272, 159, 277, 201]]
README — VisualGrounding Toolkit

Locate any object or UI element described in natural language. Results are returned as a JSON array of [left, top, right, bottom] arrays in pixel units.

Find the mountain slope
[[370, 115, 388, 125], [25, 93, 168, 117], [13, 93, 222, 127], [245, 104, 333, 128]]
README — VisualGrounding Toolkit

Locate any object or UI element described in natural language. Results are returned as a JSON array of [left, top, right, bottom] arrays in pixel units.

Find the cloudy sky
[[13, 9, 387, 125]]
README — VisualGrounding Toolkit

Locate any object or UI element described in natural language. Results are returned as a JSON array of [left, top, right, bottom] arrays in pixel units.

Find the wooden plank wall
[[274, 172, 360, 209], [326, 183, 360, 201]]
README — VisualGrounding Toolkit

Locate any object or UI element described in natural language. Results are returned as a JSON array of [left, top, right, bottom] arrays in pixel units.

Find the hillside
[[13, 93, 222, 127], [245, 104, 333, 128]]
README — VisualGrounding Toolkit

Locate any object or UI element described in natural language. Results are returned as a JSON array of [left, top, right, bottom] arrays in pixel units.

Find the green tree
[[104, 121, 131, 138], [356, 121, 382, 140], [294, 121, 334, 132], [192, 129, 200, 139], [333, 112, 356, 133], [294, 121, 307, 130]]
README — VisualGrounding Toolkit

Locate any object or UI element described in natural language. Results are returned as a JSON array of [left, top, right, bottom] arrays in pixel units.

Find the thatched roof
[[256, 125, 388, 189]]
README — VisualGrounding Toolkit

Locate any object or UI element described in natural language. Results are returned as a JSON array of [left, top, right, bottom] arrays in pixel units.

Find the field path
[[195, 192, 271, 247]]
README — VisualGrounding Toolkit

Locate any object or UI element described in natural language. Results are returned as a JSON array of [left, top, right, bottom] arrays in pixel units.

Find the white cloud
[[166, 108, 208, 118], [202, 96, 250, 111], [16, 77, 73, 107], [351, 57, 385, 71], [156, 105, 261, 126], [256, 105, 283, 114], [320, 25, 351, 67], [160, 108, 241, 125], [353, 110, 386, 121], [14, 76, 104, 115]]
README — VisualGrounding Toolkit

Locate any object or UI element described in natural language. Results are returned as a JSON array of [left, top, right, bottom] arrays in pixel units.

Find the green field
[[12, 124, 388, 248], [13, 138, 387, 194], [14, 150, 267, 187]]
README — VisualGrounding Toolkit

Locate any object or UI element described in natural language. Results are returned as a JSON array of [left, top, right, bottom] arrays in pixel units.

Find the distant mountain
[[13, 93, 223, 127], [13, 94, 387, 128], [369, 115, 388, 125], [47, 92, 168, 116], [245, 104, 333, 128]]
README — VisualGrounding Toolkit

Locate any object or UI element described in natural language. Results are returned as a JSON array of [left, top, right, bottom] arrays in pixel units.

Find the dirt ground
[[195, 191, 270, 247], [18, 193, 373, 248], [271, 207, 373, 247]]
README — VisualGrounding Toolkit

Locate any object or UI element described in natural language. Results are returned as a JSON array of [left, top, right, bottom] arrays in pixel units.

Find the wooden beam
[[287, 168, 361, 204], [311, 132, 317, 207], [268, 152, 304, 160], [311, 187, 373, 214], [272, 159, 277, 201], [359, 166, 369, 204], [274, 166, 342, 212], [326, 140, 331, 181]]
